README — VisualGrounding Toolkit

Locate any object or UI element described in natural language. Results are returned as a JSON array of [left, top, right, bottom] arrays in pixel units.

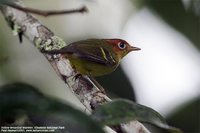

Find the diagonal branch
[[0, 1, 150, 133]]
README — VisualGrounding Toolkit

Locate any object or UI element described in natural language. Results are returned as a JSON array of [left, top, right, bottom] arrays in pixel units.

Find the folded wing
[[44, 41, 117, 67]]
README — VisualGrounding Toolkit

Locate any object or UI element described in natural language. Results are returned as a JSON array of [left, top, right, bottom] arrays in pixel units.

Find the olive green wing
[[45, 41, 117, 67]]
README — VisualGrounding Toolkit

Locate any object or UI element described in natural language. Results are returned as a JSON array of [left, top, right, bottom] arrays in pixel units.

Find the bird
[[43, 39, 140, 93], [44, 39, 141, 77]]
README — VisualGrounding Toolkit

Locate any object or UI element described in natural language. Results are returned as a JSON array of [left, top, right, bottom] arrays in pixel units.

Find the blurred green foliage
[[0, 83, 182, 133], [0, 83, 105, 133], [92, 99, 182, 133]]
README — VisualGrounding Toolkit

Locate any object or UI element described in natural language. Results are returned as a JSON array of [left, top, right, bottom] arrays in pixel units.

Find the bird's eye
[[118, 42, 126, 50]]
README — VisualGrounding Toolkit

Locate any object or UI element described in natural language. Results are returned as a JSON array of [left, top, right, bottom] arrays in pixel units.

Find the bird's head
[[104, 39, 141, 60]]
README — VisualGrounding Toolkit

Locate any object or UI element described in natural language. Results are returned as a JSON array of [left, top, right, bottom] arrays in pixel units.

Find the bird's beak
[[130, 46, 141, 51]]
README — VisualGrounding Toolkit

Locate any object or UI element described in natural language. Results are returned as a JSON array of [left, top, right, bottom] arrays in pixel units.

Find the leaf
[[0, 83, 104, 133], [92, 99, 182, 133]]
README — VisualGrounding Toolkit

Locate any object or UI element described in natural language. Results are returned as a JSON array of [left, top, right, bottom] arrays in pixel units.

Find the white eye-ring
[[118, 42, 126, 50]]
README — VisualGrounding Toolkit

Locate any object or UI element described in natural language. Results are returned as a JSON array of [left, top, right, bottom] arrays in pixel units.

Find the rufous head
[[104, 39, 140, 59]]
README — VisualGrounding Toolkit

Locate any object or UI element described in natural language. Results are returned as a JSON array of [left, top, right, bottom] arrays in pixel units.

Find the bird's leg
[[87, 75, 106, 94], [73, 73, 82, 81]]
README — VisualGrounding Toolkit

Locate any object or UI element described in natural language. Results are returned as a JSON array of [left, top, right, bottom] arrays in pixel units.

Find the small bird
[[44, 39, 140, 77]]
